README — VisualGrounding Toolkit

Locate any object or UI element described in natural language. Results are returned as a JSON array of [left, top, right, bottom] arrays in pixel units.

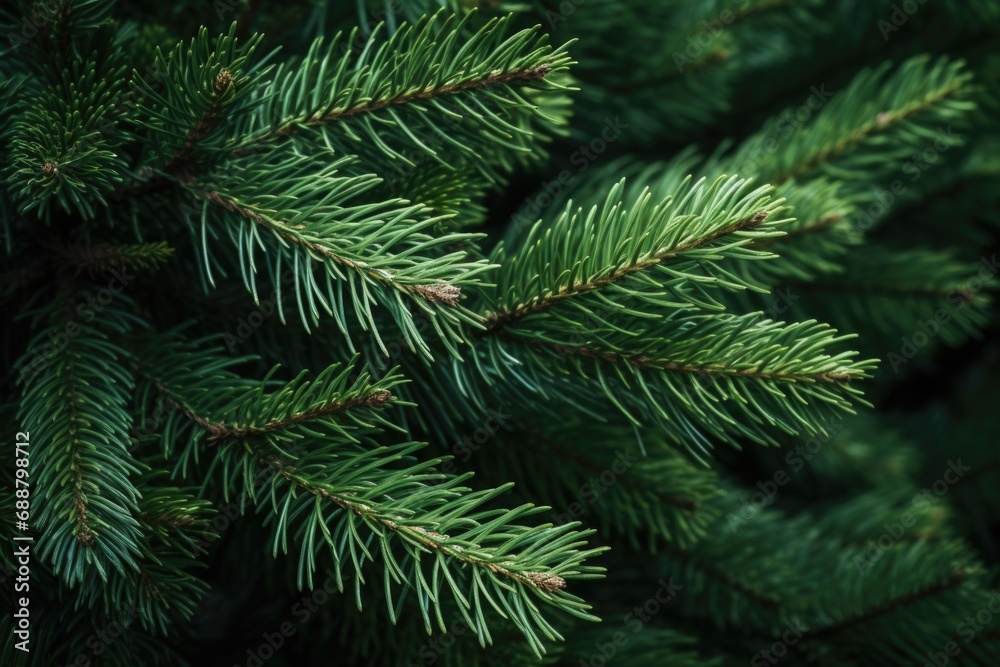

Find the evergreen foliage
[[2, 1, 1000, 665]]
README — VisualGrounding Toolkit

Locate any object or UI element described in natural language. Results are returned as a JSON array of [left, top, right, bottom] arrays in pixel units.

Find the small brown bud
[[215, 69, 233, 94], [526, 571, 567, 592], [411, 284, 461, 306], [363, 389, 393, 407]]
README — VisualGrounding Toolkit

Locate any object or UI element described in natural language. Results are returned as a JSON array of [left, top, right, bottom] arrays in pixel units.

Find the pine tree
[[2, 1, 1000, 665]]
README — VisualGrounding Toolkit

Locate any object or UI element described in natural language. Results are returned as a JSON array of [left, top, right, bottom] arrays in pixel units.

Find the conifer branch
[[267, 455, 568, 594], [118, 25, 262, 196], [230, 432, 605, 653], [482, 206, 771, 335], [66, 359, 96, 545], [45, 240, 174, 275], [776, 79, 967, 184], [150, 378, 394, 445], [197, 187, 461, 305], [16, 292, 143, 585], [164, 69, 234, 174], [226, 12, 573, 182], [512, 340, 858, 385], [539, 440, 701, 512], [756, 214, 843, 245], [805, 569, 968, 640], [4, 3, 995, 661], [51, 289, 106, 547], [151, 381, 228, 439], [728, 56, 975, 188], [243, 63, 554, 151], [665, 543, 781, 610]]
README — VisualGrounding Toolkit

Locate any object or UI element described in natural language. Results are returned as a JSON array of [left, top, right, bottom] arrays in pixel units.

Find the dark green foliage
[[2, 1, 1000, 665]]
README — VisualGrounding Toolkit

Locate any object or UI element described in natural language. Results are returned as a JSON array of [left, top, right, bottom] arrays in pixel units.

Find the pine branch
[[133, 334, 404, 458], [239, 438, 605, 656], [267, 454, 569, 594], [227, 12, 573, 181], [137, 339, 605, 655], [472, 422, 725, 549], [520, 341, 858, 385], [45, 240, 174, 275], [482, 209, 771, 335], [197, 365, 402, 446], [728, 55, 975, 188], [778, 80, 966, 185], [7, 53, 130, 219], [809, 569, 968, 641], [195, 186, 459, 303], [264, 63, 553, 141], [16, 290, 143, 585], [798, 537, 992, 665], [461, 175, 872, 456], [163, 69, 235, 173], [128, 24, 264, 180], [789, 243, 993, 351], [186, 150, 490, 357], [481, 174, 789, 335], [70, 469, 216, 634]]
